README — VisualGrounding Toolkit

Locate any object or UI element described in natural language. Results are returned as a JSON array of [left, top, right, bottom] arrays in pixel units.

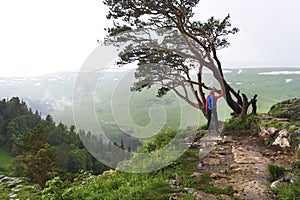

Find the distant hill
[[0, 71, 77, 115], [0, 68, 299, 128]]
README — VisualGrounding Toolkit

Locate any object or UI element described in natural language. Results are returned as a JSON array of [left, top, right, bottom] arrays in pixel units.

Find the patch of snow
[[258, 71, 300, 75], [237, 69, 243, 74], [30, 78, 40, 81], [9, 80, 23, 84], [236, 82, 243, 85], [14, 78, 27, 81], [223, 70, 232, 73], [285, 79, 292, 83], [34, 82, 41, 86]]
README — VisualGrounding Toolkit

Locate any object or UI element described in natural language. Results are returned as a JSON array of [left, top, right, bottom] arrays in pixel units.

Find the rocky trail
[[192, 130, 295, 200]]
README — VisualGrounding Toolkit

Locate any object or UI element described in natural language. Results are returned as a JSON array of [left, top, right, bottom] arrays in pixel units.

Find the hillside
[[0, 68, 300, 127], [1, 98, 299, 199]]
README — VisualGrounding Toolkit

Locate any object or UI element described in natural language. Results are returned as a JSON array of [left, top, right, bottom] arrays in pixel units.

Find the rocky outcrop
[[259, 126, 300, 149], [269, 98, 300, 121], [195, 131, 295, 200]]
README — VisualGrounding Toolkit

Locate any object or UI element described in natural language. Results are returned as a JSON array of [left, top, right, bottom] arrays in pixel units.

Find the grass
[[39, 129, 234, 199], [0, 149, 13, 174], [271, 151, 300, 199]]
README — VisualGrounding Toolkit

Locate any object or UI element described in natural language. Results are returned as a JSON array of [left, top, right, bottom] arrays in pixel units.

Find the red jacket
[[206, 89, 224, 113]]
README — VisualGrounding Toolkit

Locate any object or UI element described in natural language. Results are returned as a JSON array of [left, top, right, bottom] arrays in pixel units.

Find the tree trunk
[[212, 70, 258, 117]]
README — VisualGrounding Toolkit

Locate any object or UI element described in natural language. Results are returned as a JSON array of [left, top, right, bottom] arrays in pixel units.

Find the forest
[[0, 97, 112, 188]]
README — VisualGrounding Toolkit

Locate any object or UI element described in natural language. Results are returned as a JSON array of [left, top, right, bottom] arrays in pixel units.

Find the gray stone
[[271, 173, 297, 188], [272, 129, 291, 147], [1, 177, 11, 183], [7, 183, 17, 189]]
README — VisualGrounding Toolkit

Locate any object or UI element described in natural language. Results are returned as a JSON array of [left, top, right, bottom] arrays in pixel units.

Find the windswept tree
[[104, 0, 257, 117]]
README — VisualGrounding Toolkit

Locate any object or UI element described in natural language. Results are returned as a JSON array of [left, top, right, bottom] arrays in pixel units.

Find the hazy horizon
[[1, 0, 300, 77]]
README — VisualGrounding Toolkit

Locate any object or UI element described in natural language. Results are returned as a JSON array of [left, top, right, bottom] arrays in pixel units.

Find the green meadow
[[50, 67, 300, 141]]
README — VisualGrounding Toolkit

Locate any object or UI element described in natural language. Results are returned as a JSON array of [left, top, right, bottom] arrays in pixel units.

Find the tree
[[67, 149, 93, 173], [13, 124, 56, 188], [104, 0, 257, 117]]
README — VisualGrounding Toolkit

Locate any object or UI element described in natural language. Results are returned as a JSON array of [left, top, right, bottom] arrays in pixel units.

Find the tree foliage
[[104, 0, 257, 116]]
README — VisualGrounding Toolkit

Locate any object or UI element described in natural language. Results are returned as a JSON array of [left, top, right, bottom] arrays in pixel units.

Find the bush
[[272, 110, 292, 119], [267, 164, 286, 181], [42, 177, 64, 200], [223, 115, 258, 131]]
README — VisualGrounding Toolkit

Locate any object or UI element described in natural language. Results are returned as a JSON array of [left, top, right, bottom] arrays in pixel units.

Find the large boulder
[[272, 129, 291, 148]]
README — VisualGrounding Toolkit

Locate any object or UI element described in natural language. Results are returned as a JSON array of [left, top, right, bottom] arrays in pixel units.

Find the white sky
[[0, 0, 300, 77]]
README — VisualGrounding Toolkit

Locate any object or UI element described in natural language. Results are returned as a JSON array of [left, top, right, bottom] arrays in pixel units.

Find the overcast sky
[[0, 0, 299, 77]]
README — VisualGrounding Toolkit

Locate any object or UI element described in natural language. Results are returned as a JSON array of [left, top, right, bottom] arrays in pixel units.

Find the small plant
[[267, 164, 286, 181]]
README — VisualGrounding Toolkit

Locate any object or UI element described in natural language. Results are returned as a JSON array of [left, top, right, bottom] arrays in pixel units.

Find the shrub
[[267, 164, 286, 181], [272, 110, 292, 119], [223, 115, 258, 131], [42, 177, 64, 200], [141, 129, 177, 153]]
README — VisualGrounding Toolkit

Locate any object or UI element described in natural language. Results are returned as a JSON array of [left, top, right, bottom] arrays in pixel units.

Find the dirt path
[[195, 131, 295, 199]]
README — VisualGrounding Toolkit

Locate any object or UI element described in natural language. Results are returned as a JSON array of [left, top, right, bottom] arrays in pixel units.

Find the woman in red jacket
[[206, 89, 224, 133]]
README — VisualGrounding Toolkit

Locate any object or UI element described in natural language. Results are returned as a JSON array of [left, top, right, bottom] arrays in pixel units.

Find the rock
[[191, 172, 202, 179], [196, 162, 202, 169], [213, 178, 229, 190], [184, 188, 218, 200], [7, 183, 17, 188], [0, 177, 11, 183], [203, 158, 221, 166], [167, 179, 179, 187], [268, 127, 278, 135], [184, 187, 203, 200], [219, 194, 232, 200], [232, 146, 267, 164], [210, 173, 228, 179], [259, 126, 270, 141], [172, 192, 183, 200], [271, 173, 297, 188], [259, 126, 278, 141], [230, 164, 241, 172], [281, 137, 290, 148], [272, 129, 291, 147], [9, 193, 17, 198]]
